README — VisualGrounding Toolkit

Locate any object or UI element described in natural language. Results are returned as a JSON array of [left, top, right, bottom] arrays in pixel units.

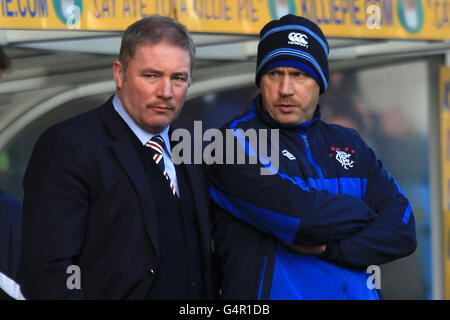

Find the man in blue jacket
[[0, 48, 24, 300], [0, 190, 23, 300], [207, 14, 417, 299]]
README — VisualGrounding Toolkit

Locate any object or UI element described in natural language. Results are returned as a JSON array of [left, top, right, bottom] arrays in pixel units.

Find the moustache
[[275, 100, 299, 106], [147, 102, 176, 109]]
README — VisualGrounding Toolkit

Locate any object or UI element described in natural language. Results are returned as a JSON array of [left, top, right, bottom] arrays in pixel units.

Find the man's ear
[[113, 60, 124, 89]]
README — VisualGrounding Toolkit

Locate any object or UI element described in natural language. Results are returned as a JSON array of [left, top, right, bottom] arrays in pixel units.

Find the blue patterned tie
[[145, 135, 177, 197]]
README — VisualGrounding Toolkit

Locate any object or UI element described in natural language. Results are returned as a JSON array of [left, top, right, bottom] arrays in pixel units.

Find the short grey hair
[[119, 15, 195, 74]]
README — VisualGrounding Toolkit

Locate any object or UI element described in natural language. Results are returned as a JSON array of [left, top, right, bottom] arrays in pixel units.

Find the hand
[[281, 240, 326, 256]]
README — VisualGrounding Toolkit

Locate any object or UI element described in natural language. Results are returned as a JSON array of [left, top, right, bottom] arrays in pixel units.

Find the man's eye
[[268, 71, 280, 77], [173, 75, 188, 82], [144, 74, 156, 79]]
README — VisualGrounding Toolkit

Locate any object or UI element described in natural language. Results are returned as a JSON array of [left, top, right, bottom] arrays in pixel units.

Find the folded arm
[[207, 133, 377, 247], [319, 146, 417, 269]]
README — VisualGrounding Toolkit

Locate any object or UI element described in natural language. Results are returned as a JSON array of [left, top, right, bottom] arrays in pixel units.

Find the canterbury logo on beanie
[[288, 32, 308, 47]]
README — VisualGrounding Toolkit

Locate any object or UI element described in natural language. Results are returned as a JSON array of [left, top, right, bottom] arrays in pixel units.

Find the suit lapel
[[99, 99, 160, 259]]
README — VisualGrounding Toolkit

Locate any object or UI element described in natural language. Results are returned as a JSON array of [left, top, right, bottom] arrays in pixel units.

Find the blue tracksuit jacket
[[207, 95, 417, 300], [0, 190, 22, 300]]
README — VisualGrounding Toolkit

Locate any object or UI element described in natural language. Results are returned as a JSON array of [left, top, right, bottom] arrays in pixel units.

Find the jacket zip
[[301, 130, 350, 298], [299, 131, 326, 187], [256, 256, 268, 300]]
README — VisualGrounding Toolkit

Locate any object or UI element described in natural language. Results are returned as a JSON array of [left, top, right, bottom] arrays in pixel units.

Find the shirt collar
[[112, 94, 172, 155]]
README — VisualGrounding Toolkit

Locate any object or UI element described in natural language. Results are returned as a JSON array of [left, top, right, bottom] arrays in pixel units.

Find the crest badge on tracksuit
[[329, 147, 355, 170]]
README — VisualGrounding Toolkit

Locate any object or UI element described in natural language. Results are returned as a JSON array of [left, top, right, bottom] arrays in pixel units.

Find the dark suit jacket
[[20, 97, 215, 299], [0, 190, 22, 300]]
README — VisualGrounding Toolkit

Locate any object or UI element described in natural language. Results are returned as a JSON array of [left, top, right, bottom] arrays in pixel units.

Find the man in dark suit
[[20, 16, 215, 299]]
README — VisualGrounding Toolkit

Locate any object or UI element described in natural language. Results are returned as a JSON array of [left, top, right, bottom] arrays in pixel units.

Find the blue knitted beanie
[[256, 14, 329, 94]]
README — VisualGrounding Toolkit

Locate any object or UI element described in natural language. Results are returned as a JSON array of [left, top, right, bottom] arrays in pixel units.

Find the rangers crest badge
[[329, 147, 355, 170]]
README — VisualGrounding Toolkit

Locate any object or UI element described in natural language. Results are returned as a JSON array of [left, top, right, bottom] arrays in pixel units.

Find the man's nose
[[279, 76, 294, 96], [156, 78, 173, 100]]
